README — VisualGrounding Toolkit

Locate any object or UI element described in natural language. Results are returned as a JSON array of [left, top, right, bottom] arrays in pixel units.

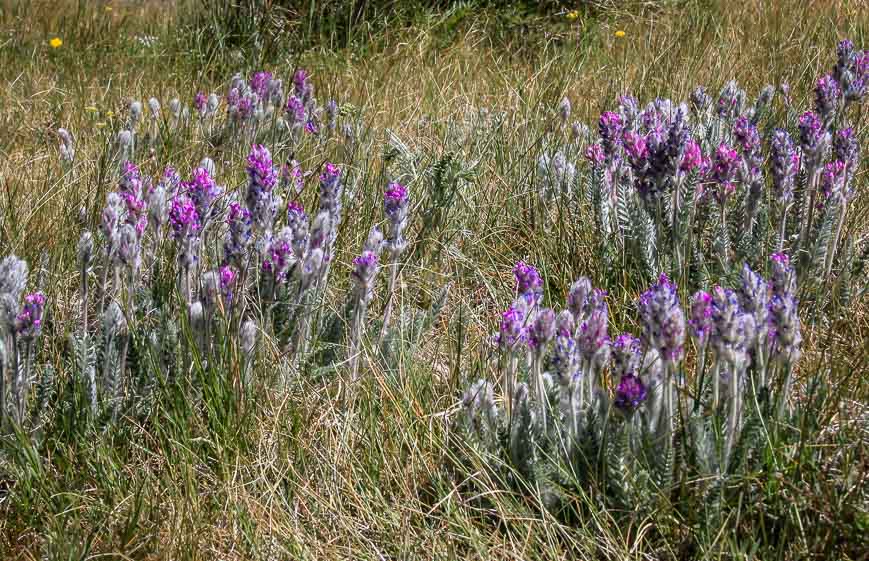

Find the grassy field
[[0, 0, 867, 559]]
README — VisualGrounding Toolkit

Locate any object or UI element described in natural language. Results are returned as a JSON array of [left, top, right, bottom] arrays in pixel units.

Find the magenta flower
[[513, 261, 543, 303], [584, 143, 605, 166], [16, 292, 46, 339], [614, 374, 647, 411]]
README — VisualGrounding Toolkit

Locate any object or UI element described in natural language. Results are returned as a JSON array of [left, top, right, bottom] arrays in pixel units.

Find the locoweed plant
[[461, 254, 806, 525]]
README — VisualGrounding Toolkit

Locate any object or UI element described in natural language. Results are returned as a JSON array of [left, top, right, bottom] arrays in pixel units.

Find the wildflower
[[318, 163, 343, 252], [207, 93, 219, 115], [49, 37, 63, 48], [798, 111, 829, 169], [716, 80, 745, 122], [571, 121, 589, 142], [168, 194, 200, 239], [614, 30, 626, 38], [513, 261, 543, 304], [637, 273, 685, 364], [680, 139, 703, 173], [833, 128, 859, 186], [584, 143, 605, 166], [820, 160, 847, 202], [85, 106, 98, 113], [769, 129, 800, 203], [497, 299, 529, 352], [285, 96, 306, 127], [710, 142, 741, 204], [528, 308, 556, 351], [688, 290, 713, 346], [689, 86, 711, 115], [769, 252, 795, 297], [612, 332, 642, 378], [286, 201, 309, 259], [245, 144, 279, 235], [57, 127, 75, 162], [351, 251, 379, 305], [565, 10, 578, 21], [767, 293, 801, 366], [614, 374, 646, 411], [129, 101, 143, 125], [598, 111, 624, 160], [566, 277, 592, 323], [249, 70, 273, 98], [710, 286, 755, 366], [737, 264, 768, 349], [577, 291, 610, 368], [223, 202, 252, 267], [814, 74, 841, 123], [558, 97, 571, 123], [148, 97, 160, 119], [261, 227, 294, 282], [194, 92, 207, 116], [15, 292, 45, 340], [550, 311, 578, 382], [184, 166, 222, 224], [384, 182, 409, 259]]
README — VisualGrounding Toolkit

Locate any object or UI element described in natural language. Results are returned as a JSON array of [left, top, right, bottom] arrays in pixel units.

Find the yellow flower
[[85, 106, 98, 113], [614, 30, 626, 38], [566, 10, 579, 21], [106, 110, 114, 118], [95, 122, 107, 128], [49, 37, 63, 49], [104, 5, 112, 11]]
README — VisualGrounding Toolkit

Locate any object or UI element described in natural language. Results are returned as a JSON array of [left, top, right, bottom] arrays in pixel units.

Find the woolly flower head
[[513, 261, 543, 303], [614, 374, 647, 412], [16, 292, 46, 339], [637, 273, 685, 364]]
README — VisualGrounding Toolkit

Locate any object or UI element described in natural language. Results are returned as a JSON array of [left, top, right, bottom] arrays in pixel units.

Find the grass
[[0, 0, 867, 559]]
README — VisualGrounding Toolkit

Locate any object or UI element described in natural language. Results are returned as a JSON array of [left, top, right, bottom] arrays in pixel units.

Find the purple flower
[[599, 111, 624, 160], [286, 95, 305, 126], [733, 117, 761, 155], [351, 250, 379, 303], [498, 299, 528, 352], [245, 145, 279, 234], [249, 71, 273, 98], [567, 277, 592, 322], [689, 290, 713, 346], [16, 292, 46, 339], [820, 160, 847, 202], [550, 311, 578, 383], [716, 80, 744, 121], [385, 182, 410, 258], [584, 143, 605, 166], [612, 332, 642, 377], [814, 74, 841, 122], [737, 264, 768, 347], [798, 111, 828, 168], [680, 139, 703, 173], [262, 228, 294, 282], [281, 160, 305, 194], [637, 273, 685, 364], [194, 91, 207, 116], [184, 166, 222, 222], [219, 265, 236, 303], [385, 182, 409, 218], [513, 261, 543, 303], [528, 307, 556, 351], [770, 252, 795, 298], [710, 286, 755, 365], [770, 129, 800, 203], [223, 202, 252, 267], [293, 69, 310, 98], [834, 128, 859, 187], [623, 130, 648, 164], [710, 143, 741, 204], [767, 293, 801, 366], [577, 297, 610, 367], [614, 374, 647, 411], [689, 86, 711, 114], [168, 194, 200, 239]]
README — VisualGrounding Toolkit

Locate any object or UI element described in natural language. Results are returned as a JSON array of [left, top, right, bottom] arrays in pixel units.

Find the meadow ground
[[0, 0, 867, 559]]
